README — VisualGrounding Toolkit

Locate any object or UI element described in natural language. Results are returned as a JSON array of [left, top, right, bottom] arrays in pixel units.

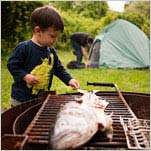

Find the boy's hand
[[69, 79, 80, 90], [23, 74, 39, 85]]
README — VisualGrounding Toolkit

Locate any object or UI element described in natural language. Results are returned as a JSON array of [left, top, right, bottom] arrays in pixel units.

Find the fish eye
[[58, 121, 67, 127]]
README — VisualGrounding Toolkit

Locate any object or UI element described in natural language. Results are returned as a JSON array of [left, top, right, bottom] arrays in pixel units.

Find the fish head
[[98, 113, 113, 142], [51, 128, 82, 149], [50, 102, 99, 150]]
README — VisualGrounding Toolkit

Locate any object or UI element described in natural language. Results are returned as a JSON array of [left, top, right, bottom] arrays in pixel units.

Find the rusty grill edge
[[1, 82, 150, 150]]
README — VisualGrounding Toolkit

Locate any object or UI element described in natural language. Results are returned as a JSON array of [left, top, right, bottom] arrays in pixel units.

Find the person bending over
[[70, 32, 93, 63]]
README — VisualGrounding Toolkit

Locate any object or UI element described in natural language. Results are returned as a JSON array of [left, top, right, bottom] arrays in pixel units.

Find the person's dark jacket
[[70, 32, 90, 47], [7, 40, 72, 102]]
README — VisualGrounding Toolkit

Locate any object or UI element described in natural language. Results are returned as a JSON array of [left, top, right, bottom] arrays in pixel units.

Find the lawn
[[1, 50, 150, 109]]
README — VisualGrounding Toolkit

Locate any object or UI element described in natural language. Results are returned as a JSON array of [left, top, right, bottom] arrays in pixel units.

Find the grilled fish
[[50, 90, 113, 150]]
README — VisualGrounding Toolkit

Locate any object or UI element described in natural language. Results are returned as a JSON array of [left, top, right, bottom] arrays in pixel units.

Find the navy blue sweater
[[7, 40, 72, 102]]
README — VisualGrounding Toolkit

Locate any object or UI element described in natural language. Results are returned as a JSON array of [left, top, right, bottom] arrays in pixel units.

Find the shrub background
[[1, 1, 150, 56]]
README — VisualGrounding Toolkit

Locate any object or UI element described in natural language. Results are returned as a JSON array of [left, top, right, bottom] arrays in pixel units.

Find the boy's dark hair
[[30, 5, 64, 32]]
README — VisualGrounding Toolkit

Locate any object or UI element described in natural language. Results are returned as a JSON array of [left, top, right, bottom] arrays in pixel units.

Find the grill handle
[[87, 81, 134, 113], [87, 82, 115, 88], [87, 81, 120, 94]]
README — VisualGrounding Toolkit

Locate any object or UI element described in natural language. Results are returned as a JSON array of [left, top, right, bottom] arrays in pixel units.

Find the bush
[[2, 1, 150, 56], [1, 1, 45, 55]]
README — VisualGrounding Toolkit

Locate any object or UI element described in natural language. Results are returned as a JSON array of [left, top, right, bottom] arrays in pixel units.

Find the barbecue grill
[[1, 82, 150, 150]]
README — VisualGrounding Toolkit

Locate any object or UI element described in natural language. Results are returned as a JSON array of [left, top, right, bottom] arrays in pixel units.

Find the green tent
[[89, 19, 150, 68]]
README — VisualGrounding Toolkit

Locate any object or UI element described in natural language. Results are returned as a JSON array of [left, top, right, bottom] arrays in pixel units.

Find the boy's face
[[36, 27, 61, 47]]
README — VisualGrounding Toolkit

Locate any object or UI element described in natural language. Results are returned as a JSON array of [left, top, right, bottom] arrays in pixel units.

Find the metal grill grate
[[120, 117, 150, 149], [24, 93, 137, 149]]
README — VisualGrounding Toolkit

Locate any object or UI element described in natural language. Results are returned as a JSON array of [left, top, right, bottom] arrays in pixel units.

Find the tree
[[50, 1, 108, 19], [1, 1, 44, 55], [2, 1, 149, 56], [71, 1, 108, 19], [123, 1, 150, 37], [49, 1, 74, 11]]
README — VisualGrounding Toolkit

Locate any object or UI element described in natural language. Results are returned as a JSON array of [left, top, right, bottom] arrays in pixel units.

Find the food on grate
[[27, 57, 53, 94], [50, 90, 113, 150]]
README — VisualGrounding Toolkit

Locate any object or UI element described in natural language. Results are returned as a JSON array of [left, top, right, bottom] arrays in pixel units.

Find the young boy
[[7, 5, 80, 106]]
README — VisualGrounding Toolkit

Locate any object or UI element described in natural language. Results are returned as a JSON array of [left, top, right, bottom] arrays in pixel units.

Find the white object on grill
[[50, 90, 113, 150]]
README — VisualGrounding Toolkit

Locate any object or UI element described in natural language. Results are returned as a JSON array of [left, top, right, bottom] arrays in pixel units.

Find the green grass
[[1, 50, 150, 109]]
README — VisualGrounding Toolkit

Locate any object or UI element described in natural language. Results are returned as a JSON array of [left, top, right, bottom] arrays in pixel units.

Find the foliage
[[50, 1, 108, 50], [123, 1, 150, 37], [49, 1, 108, 19], [55, 10, 104, 50], [1, 1, 150, 56], [97, 11, 122, 28], [1, 1, 45, 55]]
